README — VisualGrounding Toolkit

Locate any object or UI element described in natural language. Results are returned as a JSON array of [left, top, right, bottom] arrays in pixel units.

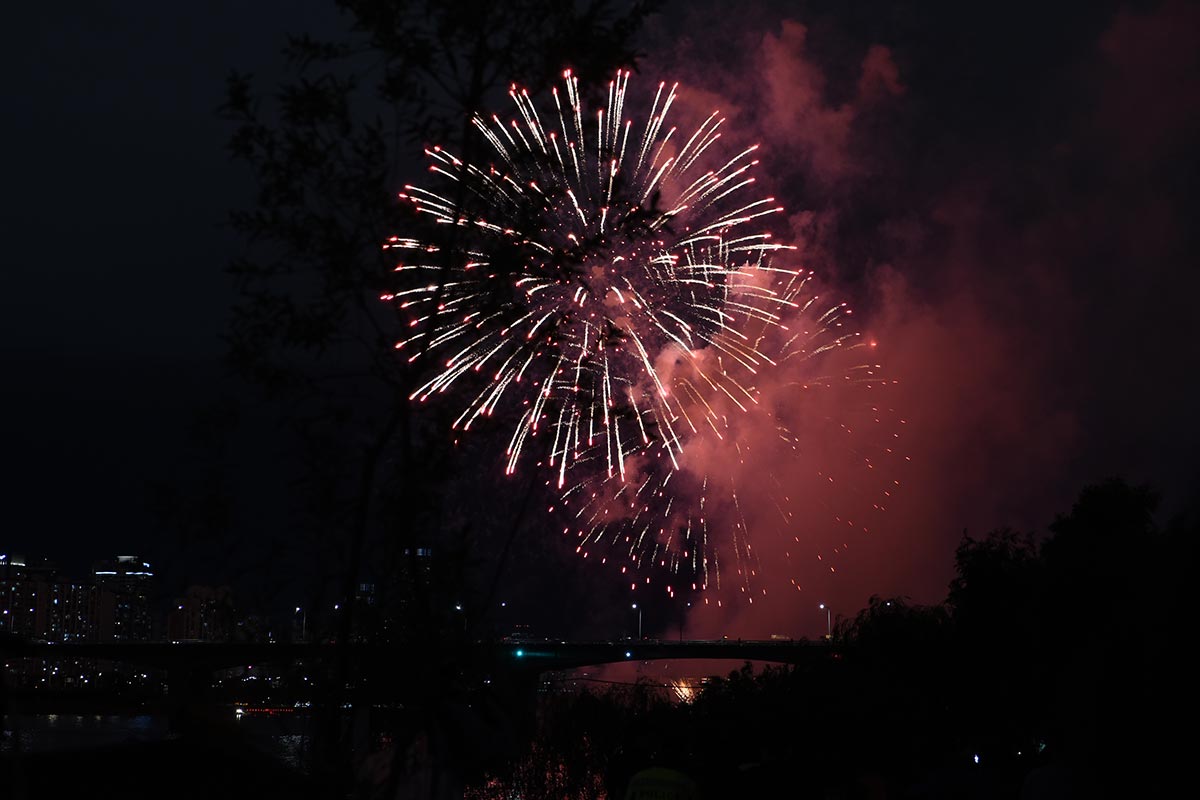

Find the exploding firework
[[386, 71, 905, 600], [386, 70, 795, 480]]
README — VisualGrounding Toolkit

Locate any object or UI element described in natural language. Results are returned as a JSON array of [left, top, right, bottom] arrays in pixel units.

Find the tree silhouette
[[221, 0, 662, 638], [219, 2, 662, 792], [445, 479, 1194, 798], [944, 479, 1184, 795]]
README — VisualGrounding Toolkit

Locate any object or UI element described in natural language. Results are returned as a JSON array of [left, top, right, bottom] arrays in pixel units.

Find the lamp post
[[295, 606, 306, 642], [632, 603, 642, 640], [819, 603, 831, 639]]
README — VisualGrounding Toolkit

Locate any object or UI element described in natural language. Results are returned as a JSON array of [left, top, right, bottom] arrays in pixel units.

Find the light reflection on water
[[1, 714, 168, 753], [271, 733, 309, 771], [1, 713, 311, 771], [233, 713, 312, 771]]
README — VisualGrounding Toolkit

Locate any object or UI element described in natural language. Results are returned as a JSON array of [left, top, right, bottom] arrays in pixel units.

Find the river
[[2, 710, 312, 771]]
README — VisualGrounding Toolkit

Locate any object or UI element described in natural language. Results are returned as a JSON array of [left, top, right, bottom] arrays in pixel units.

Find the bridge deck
[[0, 639, 835, 672]]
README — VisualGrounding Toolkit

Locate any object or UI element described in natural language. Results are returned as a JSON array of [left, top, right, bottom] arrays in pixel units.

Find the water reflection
[[1, 714, 169, 754], [2, 712, 311, 771]]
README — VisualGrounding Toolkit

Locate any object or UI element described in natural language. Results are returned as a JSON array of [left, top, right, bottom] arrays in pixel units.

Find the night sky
[[5, 0, 343, 573], [5, 1, 1198, 637]]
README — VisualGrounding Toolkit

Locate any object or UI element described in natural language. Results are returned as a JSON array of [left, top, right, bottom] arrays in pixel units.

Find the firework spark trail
[[386, 71, 906, 600], [556, 269, 903, 600], [386, 70, 798, 480]]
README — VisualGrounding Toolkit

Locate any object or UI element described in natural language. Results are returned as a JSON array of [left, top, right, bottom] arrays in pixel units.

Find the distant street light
[[632, 603, 642, 639], [819, 603, 831, 639], [679, 601, 691, 642], [295, 607, 307, 641]]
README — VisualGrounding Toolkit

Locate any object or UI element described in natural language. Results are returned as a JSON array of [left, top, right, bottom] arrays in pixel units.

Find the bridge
[[500, 639, 834, 670], [0, 638, 836, 673]]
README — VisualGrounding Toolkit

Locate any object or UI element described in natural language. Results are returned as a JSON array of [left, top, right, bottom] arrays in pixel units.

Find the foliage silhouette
[[219, 2, 662, 792], [464, 479, 1191, 798]]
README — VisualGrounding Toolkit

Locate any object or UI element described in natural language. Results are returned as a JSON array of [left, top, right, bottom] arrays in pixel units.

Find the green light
[[515, 649, 524, 657]]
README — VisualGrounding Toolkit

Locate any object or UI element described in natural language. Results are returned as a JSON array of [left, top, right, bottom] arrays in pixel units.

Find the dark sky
[[4, 1, 343, 576], [4, 1, 1197, 636]]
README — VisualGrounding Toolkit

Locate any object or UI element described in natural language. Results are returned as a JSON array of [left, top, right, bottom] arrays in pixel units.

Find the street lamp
[[632, 603, 642, 640], [679, 601, 691, 642], [819, 603, 831, 639], [295, 606, 306, 641]]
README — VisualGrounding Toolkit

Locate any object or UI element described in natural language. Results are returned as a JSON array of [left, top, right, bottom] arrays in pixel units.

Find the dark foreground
[[3, 737, 321, 800]]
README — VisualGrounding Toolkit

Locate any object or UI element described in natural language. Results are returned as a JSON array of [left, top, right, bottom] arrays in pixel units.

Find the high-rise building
[[53, 579, 95, 641], [0, 553, 37, 638], [352, 581, 379, 643], [92, 555, 154, 642], [0, 555, 97, 642], [166, 585, 234, 642]]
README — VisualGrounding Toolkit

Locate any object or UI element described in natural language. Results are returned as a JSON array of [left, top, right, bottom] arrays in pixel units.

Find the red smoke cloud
[[633, 2, 1200, 638], [761, 21, 904, 187]]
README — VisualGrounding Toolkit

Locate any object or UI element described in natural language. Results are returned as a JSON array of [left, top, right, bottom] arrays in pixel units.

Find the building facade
[[166, 585, 235, 642], [91, 555, 155, 642]]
